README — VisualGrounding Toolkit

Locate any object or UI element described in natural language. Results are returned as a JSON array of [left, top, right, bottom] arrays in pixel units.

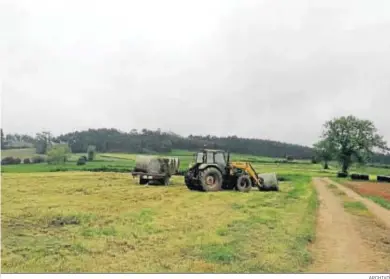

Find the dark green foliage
[[55, 128, 315, 159], [319, 115, 388, 173], [1, 157, 21, 165], [23, 158, 31, 164], [47, 144, 71, 165], [35, 131, 53, 154], [77, 156, 87, 166], [31, 156, 45, 164]]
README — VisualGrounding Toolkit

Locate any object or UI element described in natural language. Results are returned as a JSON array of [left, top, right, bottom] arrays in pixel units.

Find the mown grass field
[[1, 172, 317, 273], [2, 148, 390, 273]]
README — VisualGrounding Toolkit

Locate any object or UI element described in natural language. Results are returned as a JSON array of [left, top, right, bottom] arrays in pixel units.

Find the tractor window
[[206, 152, 214, 163], [215, 153, 226, 165], [196, 153, 204, 163]]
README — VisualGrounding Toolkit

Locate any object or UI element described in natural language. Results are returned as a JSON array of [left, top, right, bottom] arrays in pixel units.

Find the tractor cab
[[194, 149, 229, 168]]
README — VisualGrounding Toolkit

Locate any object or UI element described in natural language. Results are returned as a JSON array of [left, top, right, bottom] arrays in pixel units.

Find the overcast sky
[[1, 0, 389, 146]]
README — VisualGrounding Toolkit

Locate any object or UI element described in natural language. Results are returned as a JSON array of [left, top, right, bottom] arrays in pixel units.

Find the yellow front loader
[[184, 149, 279, 192]]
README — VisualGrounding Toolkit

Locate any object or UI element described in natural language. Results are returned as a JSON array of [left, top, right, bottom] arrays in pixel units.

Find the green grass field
[[1, 148, 389, 273]]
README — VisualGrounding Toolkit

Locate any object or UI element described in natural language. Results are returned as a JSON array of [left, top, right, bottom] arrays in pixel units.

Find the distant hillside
[[55, 128, 318, 160]]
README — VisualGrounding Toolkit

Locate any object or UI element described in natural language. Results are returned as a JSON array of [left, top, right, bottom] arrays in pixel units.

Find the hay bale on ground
[[377, 175, 390, 183], [337, 172, 348, 178], [351, 173, 369, 181]]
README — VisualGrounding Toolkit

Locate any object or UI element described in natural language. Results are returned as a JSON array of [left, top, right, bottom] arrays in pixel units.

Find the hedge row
[[1, 156, 46, 165]]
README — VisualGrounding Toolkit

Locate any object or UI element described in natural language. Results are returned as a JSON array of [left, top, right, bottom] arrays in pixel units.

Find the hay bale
[[134, 155, 178, 175], [359, 174, 369, 181], [350, 173, 360, 180], [377, 175, 390, 183], [351, 173, 369, 180], [337, 172, 348, 178], [258, 173, 279, 188]]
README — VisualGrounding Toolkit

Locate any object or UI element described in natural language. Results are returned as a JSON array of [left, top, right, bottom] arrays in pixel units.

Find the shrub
[[77, 156, 87, 166], [47, 144, 71, 165], [23, 158, 31, 164], [31, 155, 45, 164], [1, 156, 21, 165]]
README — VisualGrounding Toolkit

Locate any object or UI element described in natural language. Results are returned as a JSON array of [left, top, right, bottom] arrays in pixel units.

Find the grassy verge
[[2, 172, 317, 273], [366, 196, 390, 210]]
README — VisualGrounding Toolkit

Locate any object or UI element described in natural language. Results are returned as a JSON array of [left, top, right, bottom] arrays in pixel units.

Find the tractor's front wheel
[[236, 175, 252, 192], [199, 167, 223, 192]]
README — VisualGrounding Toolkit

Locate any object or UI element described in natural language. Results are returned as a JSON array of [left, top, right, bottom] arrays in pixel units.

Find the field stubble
[[2, 172, 317, 273]]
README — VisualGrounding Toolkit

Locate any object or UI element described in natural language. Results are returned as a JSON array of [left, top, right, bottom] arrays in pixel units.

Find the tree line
[[2, 117, 390, 168]]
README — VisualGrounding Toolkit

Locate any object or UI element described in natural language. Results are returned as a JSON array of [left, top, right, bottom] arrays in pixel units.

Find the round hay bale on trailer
[[132, 155, 180, 186]]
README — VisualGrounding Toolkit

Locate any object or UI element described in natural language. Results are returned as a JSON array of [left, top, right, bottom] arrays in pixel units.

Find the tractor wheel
[[236, 175, 252, 192], [199, 167, 223, 192], [139, 178, 148, 185]]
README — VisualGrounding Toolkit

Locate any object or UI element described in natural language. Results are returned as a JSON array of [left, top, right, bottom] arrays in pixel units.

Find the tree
[[35, 131, 53, 154], [320, 115, 388, 174], [87, 145, 96, 161], [47, 144, 71, 165], [313, 139, 334, 169], [1, 129, 5, 149]]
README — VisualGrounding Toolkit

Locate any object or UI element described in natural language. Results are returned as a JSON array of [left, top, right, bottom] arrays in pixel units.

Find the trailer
[[131, 155, 180, 185]]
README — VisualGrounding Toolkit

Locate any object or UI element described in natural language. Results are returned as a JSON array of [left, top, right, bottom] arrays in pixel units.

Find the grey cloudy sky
[[1, 0, 390, 146]]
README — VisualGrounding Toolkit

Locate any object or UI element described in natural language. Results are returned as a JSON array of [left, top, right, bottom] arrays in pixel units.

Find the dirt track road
[[309, 177, 390, 273]]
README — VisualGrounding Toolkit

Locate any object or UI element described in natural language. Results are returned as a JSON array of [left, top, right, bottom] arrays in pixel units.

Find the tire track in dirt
[[322, 177, 390, 229], [309, 177, 383, 273]]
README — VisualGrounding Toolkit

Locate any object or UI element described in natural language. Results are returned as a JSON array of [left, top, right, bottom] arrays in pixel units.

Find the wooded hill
[[55, 128, 389, 164], [2, 128, 390, 164]]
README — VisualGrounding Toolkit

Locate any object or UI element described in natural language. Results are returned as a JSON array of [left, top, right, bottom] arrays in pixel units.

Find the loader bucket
[[258, 172, 279, 191]]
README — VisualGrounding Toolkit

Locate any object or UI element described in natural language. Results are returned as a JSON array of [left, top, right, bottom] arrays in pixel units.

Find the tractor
[[184, 149, 279, 192]]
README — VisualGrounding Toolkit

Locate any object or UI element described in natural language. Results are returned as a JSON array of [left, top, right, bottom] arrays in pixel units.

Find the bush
[[31, 156, 45, 164], [1, 156, 21, 165], [23, 158, 31, 164], [47, 144, 71, 165], [77, 156, 87, 166]]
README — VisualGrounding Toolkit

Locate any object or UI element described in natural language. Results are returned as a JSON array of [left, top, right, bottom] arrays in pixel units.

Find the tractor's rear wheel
[[199, 167, 223, 192], [236, 175, 252, 192]]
